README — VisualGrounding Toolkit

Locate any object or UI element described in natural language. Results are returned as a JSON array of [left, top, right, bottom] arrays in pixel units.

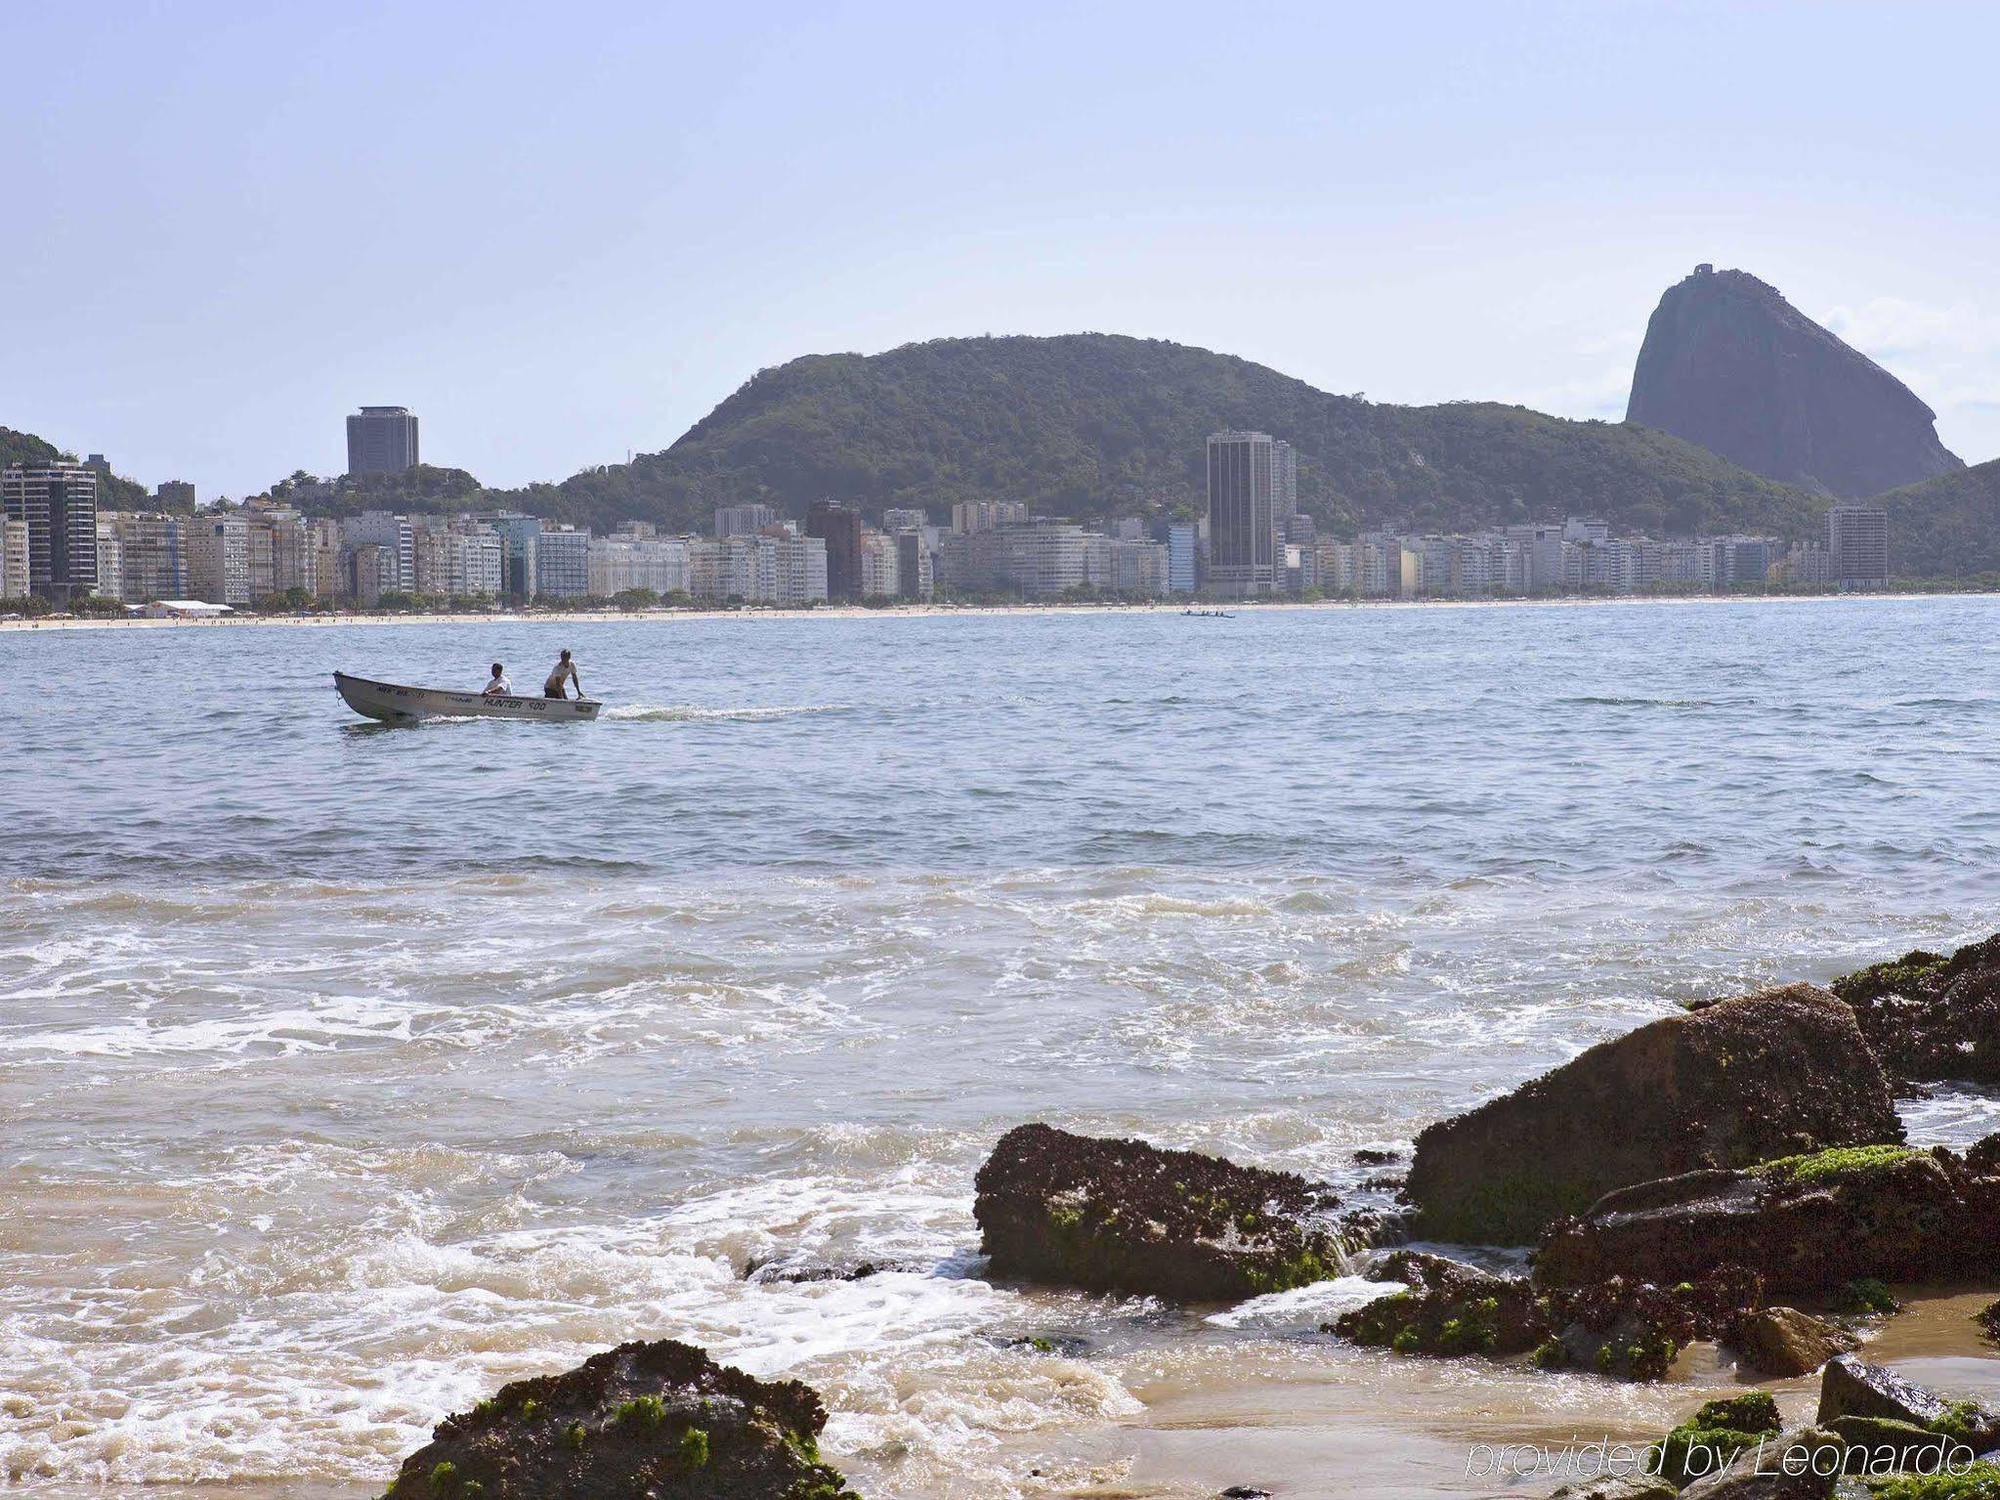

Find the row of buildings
[[1, 431, 1894, 609], [1200, 429, 1892, 598]]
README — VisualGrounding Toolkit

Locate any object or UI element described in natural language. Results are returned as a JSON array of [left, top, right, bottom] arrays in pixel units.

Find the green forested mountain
[[1878, 458, 2000, 577], [486, 333, 1826, 539], [0, 427, 150, 509]]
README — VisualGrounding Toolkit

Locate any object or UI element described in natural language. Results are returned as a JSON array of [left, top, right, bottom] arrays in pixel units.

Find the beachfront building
[[1, 517, 29, 600], [410, 523, 505, 599], [806, 501, 864, 602], [1827, 504, 1889, 587], [1167, 521, 1198, 594], [532, 526, 590, 600], [187, 514, 251, 606], [1110, 538, 1169, 596], [342, 511, 416, 592], [895, 531, 933, 601], [1205, 431, 1294, 597], [588, 533, 690, 597], [859, 531, 900, 599], [98, 512, 189, 602], [94, 523, 123, 602], [684, 534, 827, 605], [2, 462, 100, 605]]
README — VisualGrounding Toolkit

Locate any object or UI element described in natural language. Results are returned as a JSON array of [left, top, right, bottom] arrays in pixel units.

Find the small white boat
[[333, 671, 602, 724]]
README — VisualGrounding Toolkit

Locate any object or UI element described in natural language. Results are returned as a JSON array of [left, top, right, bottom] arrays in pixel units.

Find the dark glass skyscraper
[[807, 500, 864, 602], [1205, 431, 1295, 597], [345, 406, 421, 475]]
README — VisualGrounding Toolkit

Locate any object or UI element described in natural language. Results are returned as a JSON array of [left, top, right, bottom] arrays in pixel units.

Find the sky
[[4, 0, 1997, 498]]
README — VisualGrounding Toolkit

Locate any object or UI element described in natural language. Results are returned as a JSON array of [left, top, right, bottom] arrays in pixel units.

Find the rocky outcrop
[[1732, 1307, 1857, 1378], [1536, 1266, 1762, 1382], [1832, 934, 2000, 1085], [1331, 1253, 1757, 1383], [1816, 1354, 2000, 1450], [1406, 985, 1902, 1244], [1536, 1145, 2000, 1296], [1327, 1251, 1549, 1357], [1653, 1393, 1784, 1487], [972, 1123, 1348, 1302], [1626, 264, 1962, 497], [378, 1340, 857, 1500]]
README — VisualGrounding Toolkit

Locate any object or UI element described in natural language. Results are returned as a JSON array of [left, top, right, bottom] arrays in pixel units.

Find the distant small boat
[[333, 671, 602, 724], [1181, 608, 1235, 618]]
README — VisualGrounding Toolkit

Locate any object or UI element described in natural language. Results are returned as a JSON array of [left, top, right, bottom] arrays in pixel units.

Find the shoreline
[[0, 588, 1976, 633]]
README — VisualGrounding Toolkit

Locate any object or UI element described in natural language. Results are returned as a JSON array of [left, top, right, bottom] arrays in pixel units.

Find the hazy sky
[[6, 1, 1997, 497]]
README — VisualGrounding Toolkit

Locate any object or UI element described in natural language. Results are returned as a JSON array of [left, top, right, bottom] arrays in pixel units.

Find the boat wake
[[602, 703, 852, 723]]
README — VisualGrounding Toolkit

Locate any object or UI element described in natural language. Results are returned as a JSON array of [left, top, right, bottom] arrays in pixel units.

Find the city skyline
[[5, 3, 1998, 498]]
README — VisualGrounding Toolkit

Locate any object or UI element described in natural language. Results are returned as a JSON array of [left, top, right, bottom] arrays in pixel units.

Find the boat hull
[[333, 672, 602, 724]]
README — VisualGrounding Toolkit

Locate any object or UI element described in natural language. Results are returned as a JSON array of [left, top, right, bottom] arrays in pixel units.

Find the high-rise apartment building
[[342, 511, 416, 591], [807, 500, 864, 602], [714, 503, 779, 538], [1204, 432, 1293, 597], [1, 517, 29, 600], [345, 406, 420, 475], [2, 462, 100, 603], [532, 526, 590, 599], [1167, 521, 1198, 594], [859, 531, 901, 599], [881, 507, 929, 534], [1827, 504, 1889, 586], [98, 512, 188, 601], [951, 499, 1029, 534], [187, 514, 250, 606], [94, 522, 124, 603], [894, 531, 932, 601], [156, 479, 196, 510], [588, 534, 690, 597]]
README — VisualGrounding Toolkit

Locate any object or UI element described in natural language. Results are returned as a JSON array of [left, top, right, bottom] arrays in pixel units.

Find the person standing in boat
[[482, 663, 511, 697], [543, 649, 583, 700]]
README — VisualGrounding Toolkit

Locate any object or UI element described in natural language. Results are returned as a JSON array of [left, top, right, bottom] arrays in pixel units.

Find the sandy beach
[[0, 588, 1956, 634]]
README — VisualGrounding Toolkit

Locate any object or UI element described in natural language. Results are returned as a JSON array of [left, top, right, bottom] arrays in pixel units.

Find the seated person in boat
[[482, 663, 511, 697], [544, 649, 582, 700]]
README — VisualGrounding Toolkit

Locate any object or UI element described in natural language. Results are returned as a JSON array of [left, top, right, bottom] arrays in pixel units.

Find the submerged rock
[[743, 1257, 923, 1285], [973, 1123, 1348, 1302], [378, 1339, 857, 1500], [1327, 1250, 1549, 1357], [1407, 984, 1901, 1245], [1535, 1145, 2000, 1296], [1733, 1307, 1858, 1378], [1833, 935, 2000, 1085]]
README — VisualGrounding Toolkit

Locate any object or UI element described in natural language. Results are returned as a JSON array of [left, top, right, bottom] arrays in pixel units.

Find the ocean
[[6, 597, 2000, 1498]]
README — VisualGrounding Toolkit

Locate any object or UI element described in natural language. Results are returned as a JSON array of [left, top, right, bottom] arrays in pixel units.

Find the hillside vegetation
[[1879, 458, 2000, 577], [483, 334, 1824, 539]]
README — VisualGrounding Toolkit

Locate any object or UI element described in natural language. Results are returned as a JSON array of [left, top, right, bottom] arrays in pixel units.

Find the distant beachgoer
[[483, 663, 511, 697], [544, 649, 582, 700]]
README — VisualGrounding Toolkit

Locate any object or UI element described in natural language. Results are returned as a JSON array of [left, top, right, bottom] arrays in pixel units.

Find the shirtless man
[[543, 649, 582, 700], [482, 662, 511, 697]]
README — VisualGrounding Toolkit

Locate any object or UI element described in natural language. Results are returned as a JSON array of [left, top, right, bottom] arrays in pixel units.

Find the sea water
[[5, 597, 2000, 1498]]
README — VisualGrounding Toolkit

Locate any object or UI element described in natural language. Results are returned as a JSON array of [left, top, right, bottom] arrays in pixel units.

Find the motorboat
[[333, 671, 602, 724]]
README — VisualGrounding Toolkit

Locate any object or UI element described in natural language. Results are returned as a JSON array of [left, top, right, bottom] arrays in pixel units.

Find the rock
[[1820, 1416, 1959, 1475], [1735, 1307, 1859, 1378], [378, 1338, 856, 1500], [1548, 1478, 1678, 1500], [1537, 1267, 1761, 1382], [1626, 264, 1962, 497], [1352, 1148, 1401, 1166], [1407, 985, 1901, 1245], [1969, 1133, 2000, 1177], [743, 1257, 922, 1285], [1831, 936, 2000, 1086], [1536, 1145, 2000, 1296], [1219, 1489, 1273, 1499], [1978, 1298, 2000, 1344], [1327, 1251, 1549, 1357], [1816, 1354, 2000, 1449], [1677, 1427, 1843, 1498], [990, 1333, 1092, 1358], [1653, 1393, 1783, 1486], [973, 1123, 1348, 1302]]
